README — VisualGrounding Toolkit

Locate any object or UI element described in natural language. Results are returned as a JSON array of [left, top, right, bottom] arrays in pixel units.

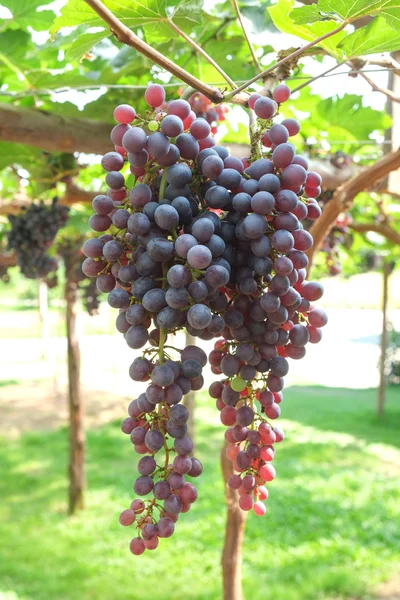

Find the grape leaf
[[268, 0, 346, 58], [0, 0, 55, 30], [291, 0, 400, 30], [68, 30, 110, 61], [289, 5, 331, 25], [338, 16, 400, 56], [51, 0, 204, 44]]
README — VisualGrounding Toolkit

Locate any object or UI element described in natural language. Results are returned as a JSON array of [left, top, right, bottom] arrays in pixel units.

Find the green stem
[[159, 167, 168, 199], [181, 86, 196, 100]]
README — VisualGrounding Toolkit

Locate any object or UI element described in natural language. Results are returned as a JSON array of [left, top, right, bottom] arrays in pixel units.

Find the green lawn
[[0, 386, 399, 600]]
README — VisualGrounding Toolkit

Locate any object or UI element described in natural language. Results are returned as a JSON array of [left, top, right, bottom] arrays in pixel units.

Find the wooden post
[[64, 252, 85, 514], [38, 279, 50, 361], [377, 262, 391, 417], [221, 441, 247, 600]]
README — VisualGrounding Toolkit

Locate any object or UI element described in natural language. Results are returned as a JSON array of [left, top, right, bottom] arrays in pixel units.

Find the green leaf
[[51, 0, 203, 43], [338, 16, 400, 56], [290, 4, 331, 25], [240, 1, 278, 34], [291, 0, 400, 30], [0, 0, 55, 30], [268, 0, 346, 58], [0, 142, 42, 170], [68, 30, 110, 61]]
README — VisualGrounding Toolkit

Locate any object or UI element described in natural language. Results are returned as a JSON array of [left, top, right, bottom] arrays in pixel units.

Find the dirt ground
[[0, 379, 127, 436]]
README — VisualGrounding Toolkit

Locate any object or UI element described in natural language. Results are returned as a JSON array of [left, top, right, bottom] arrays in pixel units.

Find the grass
[[0, 386, 399, 600]]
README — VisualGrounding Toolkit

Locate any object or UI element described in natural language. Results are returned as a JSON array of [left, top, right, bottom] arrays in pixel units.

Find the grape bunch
[[119, 347, 204, 554], [7, 199, 69, 279], [83, 81, 327, 553]]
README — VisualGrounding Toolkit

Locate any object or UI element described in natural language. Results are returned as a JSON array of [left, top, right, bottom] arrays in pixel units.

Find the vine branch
[[167, 20, 237, 89], [349, 221, 400, 245], [306, 146, 400, 275], [224, 21, 347, 100], [231, 0, 262, 73], [83, 0, 226, 103]]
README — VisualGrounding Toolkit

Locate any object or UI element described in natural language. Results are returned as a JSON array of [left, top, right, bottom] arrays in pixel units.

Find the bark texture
[[221, 440, 247, 600], [306, 147, 400, 275], [0, 103, 111, 154], [64, 252, 85, 514]]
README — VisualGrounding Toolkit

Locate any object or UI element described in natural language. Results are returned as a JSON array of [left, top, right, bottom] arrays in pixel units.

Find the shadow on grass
[[283, 385, 400, 449], [0, 387, 399, 600]]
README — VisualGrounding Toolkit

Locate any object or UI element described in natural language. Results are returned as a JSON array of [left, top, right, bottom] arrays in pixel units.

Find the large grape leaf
[[338, 16, 400, 56], [0, 141, 42, 170], [290, 0, 400, 30], [268, 0, 346, 58], [289, 4, 329, 25], [68, 30, 110, 61], [0, 0, 55, 30], [51, 0, 204, 44]]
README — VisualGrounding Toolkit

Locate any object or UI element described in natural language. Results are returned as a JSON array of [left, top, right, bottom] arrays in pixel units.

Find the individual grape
[[242, 214, 268, 239], [88, 213, 111, 232], [247, 158, 274, 180], [125, 325, 149, 349], [289, 324, 310, 347], [293, 229, 313, 251], [154, 205, 179, 231], [83, 238, 104, 259], [187, 245, 212, 269], [250, 191, 275, 215], [145, 429, 164, 452], [142, 288, 167, 313], [166, 163, 192, 187], [188, 280, 208, 302], [122, 127, 147, 153], [281, 118, 300, 136], [101, 152, 124, 172], [147, 131, 170, 159], [158, 517, 175, 538], [114, 104, 136, 124], [192, 219, 214, 242], [273, 83, 291, 103], [205, 185, 230, 209], [103, 240, 123, 262], [176, 133, 200, 159], [272, 143, 295, 169], [190, 118, 211, 139], [248, 93, 261, 109], [258, 173, 280, 194], [138, 455, 157, 476], [164, 494, 183, 514], [275, 190, 298, 212], [167, 264, 191, 288], [112, 209, 130, 230], [187, 304, 212, 329], [105, 171, 125, 190], [202, 155, 224, 179], [301, 281, 324, 301], [92, 195, 114, 215], [130, 183, 152, 208], [268, 123, 289, 145], [217, 168, 241, 189], [145, 83, 166, 107], [308, 308, 328, 328], [168, 99, 191, 119], [130, 538, 145, 555], [96, 273, 116, 292], [134, 475, 154, 495], [254, 97, 276, 120], [224, 156, 244, 173], [281, 164, 307, 187]]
